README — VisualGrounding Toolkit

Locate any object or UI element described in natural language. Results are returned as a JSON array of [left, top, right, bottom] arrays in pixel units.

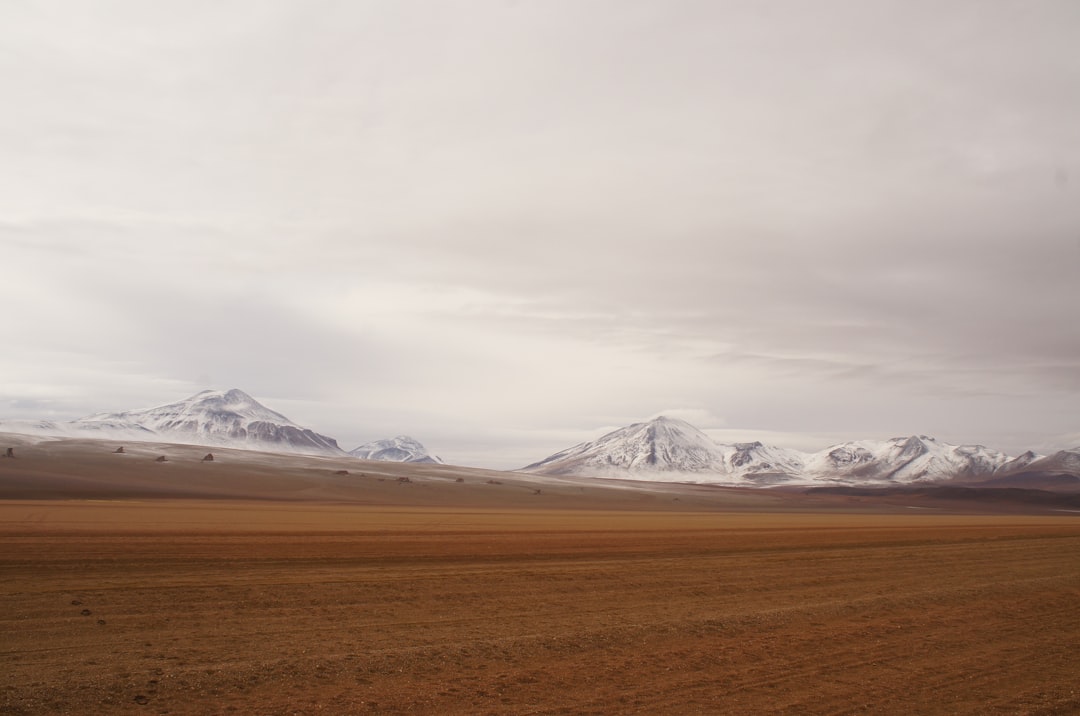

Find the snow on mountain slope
[[4, 397, 1072, 486], [997, 450, 1041, 473], [718, 441, 806, 484], [523, 419, 1034, 486], [521, 416, 731, 479], [349, 436, 443, 464], [801, 435, 1012, 483], [1015, 448, 1080, 475], [519, 416, 809, 483], [7, 389, 344, 456]]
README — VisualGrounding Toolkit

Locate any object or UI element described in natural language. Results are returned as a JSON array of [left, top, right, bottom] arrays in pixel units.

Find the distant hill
[[0, 389, 344, 456], [349, 436, 442, 464]]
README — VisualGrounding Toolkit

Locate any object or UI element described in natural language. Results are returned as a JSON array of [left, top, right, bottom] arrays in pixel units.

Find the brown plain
[[2, 437, 1080, 714]]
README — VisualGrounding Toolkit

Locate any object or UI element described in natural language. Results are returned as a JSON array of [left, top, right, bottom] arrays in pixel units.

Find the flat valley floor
[[2, 501, 1080, 715]]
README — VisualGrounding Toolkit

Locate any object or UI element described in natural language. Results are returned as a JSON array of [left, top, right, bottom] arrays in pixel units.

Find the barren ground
[[3, 500, 1080, 715]]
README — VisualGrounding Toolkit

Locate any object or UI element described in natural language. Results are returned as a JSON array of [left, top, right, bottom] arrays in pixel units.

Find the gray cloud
[[1, 1, 1078, 467]]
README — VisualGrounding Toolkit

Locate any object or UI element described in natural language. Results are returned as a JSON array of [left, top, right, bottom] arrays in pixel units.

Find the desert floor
[[2, 499, 1080, 715]]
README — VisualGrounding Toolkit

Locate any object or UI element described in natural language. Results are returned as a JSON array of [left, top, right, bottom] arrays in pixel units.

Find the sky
[[2, 0, 1079, 469]]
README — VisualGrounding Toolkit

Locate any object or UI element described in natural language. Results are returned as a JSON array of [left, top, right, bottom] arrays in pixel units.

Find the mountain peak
[[892, 434, 938, 445], [73, 389, 342, 456], [223, 388, 257, 403], [190, 388, 261, 409], [644, 415, 702, 430], [523, 416, 728, 476], [523, 417, 810, 483], [350, 435, 442, 464]]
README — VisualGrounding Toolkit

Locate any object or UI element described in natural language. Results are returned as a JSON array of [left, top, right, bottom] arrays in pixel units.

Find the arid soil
[[2, 501, 1079, 715]]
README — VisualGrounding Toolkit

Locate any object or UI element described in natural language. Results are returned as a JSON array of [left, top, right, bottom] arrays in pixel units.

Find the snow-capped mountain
[[962, 448, 1080, 489], [522, 418, 1054, 486], [349, 436, 442, 464], [520, 417, 805, 484], [1012, 448, 1080, 476], [4, 395, 1076, 488], [718, 441, 806, 484], [2, 389, 344, 456], [998, 450, 1041, 473], [801, 435, 1012, 483], [522, 416, 733, 479]]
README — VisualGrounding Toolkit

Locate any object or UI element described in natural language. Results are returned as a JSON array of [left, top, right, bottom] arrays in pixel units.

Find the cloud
[[648, 408, 727, 429], [1, 1, 1079, 466]]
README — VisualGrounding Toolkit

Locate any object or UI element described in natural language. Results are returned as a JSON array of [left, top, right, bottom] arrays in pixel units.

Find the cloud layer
[[2, 1, 1078, 467]]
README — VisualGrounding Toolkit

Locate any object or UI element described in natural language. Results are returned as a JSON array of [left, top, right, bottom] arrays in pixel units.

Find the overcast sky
[[2, 1, 1078, 468]]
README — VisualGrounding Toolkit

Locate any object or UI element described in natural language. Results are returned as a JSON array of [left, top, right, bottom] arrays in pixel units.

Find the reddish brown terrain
[[2, 436, 1080, 714]]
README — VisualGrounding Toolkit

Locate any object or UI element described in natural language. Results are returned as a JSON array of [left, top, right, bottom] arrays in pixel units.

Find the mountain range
[[522, 416, 1079, 488], [0, 389, 438, 462], [0, 389, 345, 455], [2, 392, 1076, 487]]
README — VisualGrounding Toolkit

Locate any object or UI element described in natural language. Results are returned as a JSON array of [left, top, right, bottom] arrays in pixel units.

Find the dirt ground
[[2, 501, 1079, 715]]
